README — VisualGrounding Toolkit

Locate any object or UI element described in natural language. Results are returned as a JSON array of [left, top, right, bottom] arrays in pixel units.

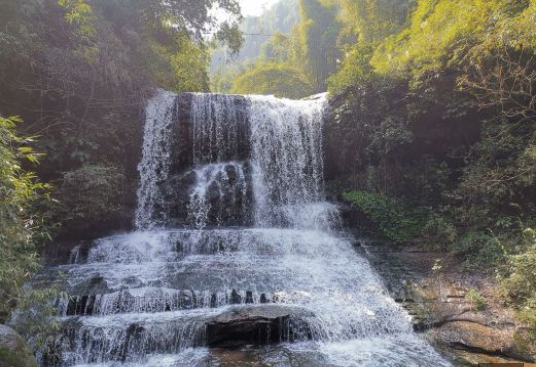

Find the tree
[[298, 0, 342, 92], [231, 63, 314, 99], [340, 0, 414, 45], [0, 116, 48, 322]]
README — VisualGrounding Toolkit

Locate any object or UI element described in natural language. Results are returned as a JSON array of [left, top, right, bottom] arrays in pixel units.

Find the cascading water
[[135, 91, 177, 229], [36, 91, 452, 366]]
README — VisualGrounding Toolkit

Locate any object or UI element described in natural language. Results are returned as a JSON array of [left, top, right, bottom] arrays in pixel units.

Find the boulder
[[206, 306, 313, 348], [0, 324, 37, 367], [438, 321, 514, 354]]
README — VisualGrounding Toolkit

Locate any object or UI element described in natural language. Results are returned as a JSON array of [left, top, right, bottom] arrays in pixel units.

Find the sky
[[239, 0, 280, 16]]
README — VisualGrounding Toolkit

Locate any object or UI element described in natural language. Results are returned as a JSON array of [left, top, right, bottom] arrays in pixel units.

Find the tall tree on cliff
[[298, 0, 342, 92]]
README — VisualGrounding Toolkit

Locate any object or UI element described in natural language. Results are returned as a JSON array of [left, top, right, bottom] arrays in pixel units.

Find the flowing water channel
[[37, 91, 452, 366]]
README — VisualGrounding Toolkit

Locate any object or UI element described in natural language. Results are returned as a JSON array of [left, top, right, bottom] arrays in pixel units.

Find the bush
[[500, 230, 536, 332], [0, 116, 49, 322], [53, 164, 125, 231], [343, 190, 428, 243], [466, 288, 487, 311], [422, 212, 458, 250], [517, 295, 536, 330], [502, 242, 536, 304], [230, 63, 315, 99], [454, 231, 506, 267]]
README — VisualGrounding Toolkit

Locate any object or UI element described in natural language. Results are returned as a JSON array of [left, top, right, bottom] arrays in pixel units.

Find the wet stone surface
[[206, 306, 314, 348]]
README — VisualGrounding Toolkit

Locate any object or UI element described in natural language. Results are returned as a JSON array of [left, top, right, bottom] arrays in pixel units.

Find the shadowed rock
[[206, 306, 313, 348], [0, 325, 38, 367]]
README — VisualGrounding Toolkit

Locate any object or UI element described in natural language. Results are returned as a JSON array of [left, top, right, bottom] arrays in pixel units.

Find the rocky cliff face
[[136, 92, 253, 229]]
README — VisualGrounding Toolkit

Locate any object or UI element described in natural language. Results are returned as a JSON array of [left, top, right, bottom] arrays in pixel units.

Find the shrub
[[0, 116, 49, 322], [454, 231, 506, 267], [500, 230, 536, 332], [502, 242, 536, 304], [231, 63, 315, 99], [343, 190, 428, 243], [53, 164, 125, 231], [422, 212, 458, 250], [466, 288, 486, 311]]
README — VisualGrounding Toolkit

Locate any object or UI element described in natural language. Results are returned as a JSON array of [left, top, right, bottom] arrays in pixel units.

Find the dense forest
[[1, 0, 536, 362]]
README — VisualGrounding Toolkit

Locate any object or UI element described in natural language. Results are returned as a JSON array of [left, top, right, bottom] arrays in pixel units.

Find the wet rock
[[171, 93, 251, 175], [0, 324, 38, 367], [161, 163, 253, 227], [206, 306, 313, 348], [437, 321, 517, 356], [182, 290, 194, 309], [230, 290, 242, 305], [66, 294, 98, 316]]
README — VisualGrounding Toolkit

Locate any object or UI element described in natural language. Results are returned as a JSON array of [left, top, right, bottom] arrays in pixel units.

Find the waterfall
[[37, 92, 452, 367], [135, 90, 177, 229], [248, 96, 331, 229]]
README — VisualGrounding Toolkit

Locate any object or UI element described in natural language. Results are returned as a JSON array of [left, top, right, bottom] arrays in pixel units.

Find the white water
[[188, 162, 249, 229], [41, 92, 451, 366], [135, 90, 177, 229]]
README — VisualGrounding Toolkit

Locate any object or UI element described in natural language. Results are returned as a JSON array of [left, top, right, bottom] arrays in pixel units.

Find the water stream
[[38, 91, 452, 366]]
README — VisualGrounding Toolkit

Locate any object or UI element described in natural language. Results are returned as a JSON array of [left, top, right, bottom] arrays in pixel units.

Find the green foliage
[[326, 0, 536, 274], [466, 288, 487, 311], [169, 34, 211, 92], [212, 62, 255, 93], [453, 232, 506, 266], [217, 0, 344, 97], [501, 229, 536, 330], [297, 0, 342, 92], [343, 190, 428, 243], [10, 287, 63, 350], [231, 63, 314, 99], [518, 295, 536, 330], [0, 0, 244, 235], [260, 32, 298, 64], [53, 165, 124, 230], [57, 0, 96, 42], [328, 44, 374, 93], [340, 0, 414, 45], [502, 230, 536, 302], [371, 0, 534, 78], [0, 116, 49, 323], [421, 212, 458, 250], [211, 0, 300, 73]]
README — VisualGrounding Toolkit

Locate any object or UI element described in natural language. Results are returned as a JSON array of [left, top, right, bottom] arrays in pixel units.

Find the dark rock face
[[322, 94, 362, 182], [0, 324, 38, 367], [161, 162, 253, 228], [206, 306, 313, 348], [170, 93, 251, 175], [148, 93, 253, 228]]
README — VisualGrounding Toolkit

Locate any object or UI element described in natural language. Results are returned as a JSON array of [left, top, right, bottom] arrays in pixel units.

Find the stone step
[[42, 229, 352, 270], [47, 305, 317, 366], [57, 288, 275, 317]]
